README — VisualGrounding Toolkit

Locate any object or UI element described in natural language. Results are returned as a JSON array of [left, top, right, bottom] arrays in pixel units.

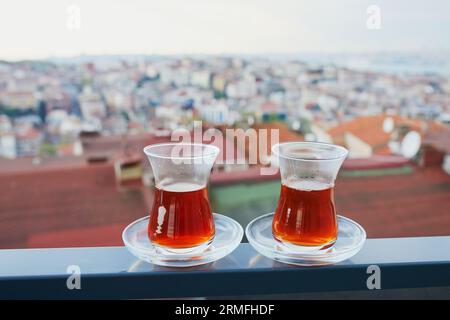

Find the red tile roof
[[245, 122, 304, 164], [183, 128, 246, 163], [328, 114, 449, 153], [335, 165, 450, 238], [424, 131, 450, 154], [342, 155, 410, 170], [211, 166, 279, 186], [0, 157, 152, 249], [81, 132, 170, 159], [27, 223, 127, 248]]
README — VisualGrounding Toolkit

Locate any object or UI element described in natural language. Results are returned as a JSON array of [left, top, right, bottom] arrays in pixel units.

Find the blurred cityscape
[[1, 54, 450, 248]]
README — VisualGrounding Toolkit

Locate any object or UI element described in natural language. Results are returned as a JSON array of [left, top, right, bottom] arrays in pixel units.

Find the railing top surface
[[0, 236, 449, 277], [1, 237, 449, 299]]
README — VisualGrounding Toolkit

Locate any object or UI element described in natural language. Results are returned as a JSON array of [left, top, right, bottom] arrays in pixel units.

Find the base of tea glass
[[154, 237, 214, 255], [122, 213, 243, 267], [246, 212, 366, 266], [274, 237, 337, 254]]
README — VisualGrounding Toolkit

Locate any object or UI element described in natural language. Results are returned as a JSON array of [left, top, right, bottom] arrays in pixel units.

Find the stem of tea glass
[[143, 143, 220, 254], [272, 142, 348, 253]]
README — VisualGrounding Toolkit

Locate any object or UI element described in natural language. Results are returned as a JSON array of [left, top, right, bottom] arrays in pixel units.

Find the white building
[[190, 70, 211, 89], [0, 115, 17, 158], [0, 134, 17, 159], [198, 101, 231, 125], [78, 87, 107, 121], [226, 74, 257, 99]]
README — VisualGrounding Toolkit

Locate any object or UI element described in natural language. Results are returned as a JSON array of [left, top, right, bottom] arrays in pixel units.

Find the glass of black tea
[[144, 142, 220, 254], [271, 142, 348, 253]]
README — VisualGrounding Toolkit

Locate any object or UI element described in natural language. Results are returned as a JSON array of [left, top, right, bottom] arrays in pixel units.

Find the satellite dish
[[383, 117, 394, 133], [400, 131, 421, 158]]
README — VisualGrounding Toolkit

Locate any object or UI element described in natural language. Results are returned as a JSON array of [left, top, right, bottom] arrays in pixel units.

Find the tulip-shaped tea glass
[[272, 142, 348, 253], [144, 142, 220, 254]]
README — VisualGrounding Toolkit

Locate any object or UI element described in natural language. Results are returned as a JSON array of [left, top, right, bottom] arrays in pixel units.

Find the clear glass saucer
[[246, 213, 366, 266], [122, 213, 243, 267]]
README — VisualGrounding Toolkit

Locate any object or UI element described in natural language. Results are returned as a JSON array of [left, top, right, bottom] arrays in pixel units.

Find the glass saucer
[[122, 213, 243, 267], [246, 213, 366, 266]]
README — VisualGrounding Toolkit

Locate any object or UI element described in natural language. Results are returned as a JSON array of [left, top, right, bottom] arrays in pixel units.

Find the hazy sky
[[1, 0, 449, 60]]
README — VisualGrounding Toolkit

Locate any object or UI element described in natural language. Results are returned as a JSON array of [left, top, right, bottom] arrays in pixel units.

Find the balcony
[[1, 236, 450, 299], [1, 0, 450, 304], [1, 135, 450, 299]]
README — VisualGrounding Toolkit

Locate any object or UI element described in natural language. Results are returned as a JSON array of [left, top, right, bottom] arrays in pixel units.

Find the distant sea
[[45, 52, 450, 77], [265, 52, 450, 77]]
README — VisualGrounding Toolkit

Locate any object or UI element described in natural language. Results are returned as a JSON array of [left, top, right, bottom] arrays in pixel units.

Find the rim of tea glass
[[143, 142, 220, 160], [272, 141, 348, 162]]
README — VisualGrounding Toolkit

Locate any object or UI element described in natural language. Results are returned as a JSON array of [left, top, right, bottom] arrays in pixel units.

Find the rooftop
[[1, 146, 449, 249], [335, 164, 450, 238], [328, 114, 449, 152], [0, 156, 152, 249]]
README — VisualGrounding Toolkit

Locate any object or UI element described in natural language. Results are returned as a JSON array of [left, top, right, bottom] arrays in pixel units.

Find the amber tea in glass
[[144, 143, 219, 253], [272, 142, 348, 252]]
